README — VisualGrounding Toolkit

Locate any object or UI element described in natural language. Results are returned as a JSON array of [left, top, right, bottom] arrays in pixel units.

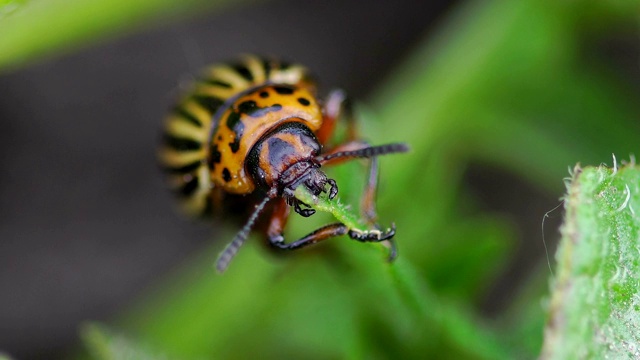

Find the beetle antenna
[[316, 143, 409, 164], [216, 194, 272, 273]]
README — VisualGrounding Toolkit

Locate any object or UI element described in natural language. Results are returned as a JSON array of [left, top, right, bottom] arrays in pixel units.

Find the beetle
[[159, 54, 408, 272]]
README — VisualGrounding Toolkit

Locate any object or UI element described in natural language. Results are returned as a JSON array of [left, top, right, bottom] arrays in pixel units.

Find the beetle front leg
[[267, 192, 396, 258], [353, 156, 398, 260], [317, 141, 397, 259], [267, 198, 349, 250], [348, 223, 398, 261], [268, 222, 397, 260], [269, 223, 349, 250], [317, 140, 380, 225]]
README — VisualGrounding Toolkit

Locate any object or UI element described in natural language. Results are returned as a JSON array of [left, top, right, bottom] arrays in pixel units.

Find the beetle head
[[247, 121, 336, 200]]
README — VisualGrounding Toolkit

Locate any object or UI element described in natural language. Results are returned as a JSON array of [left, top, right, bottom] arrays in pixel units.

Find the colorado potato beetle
[[159, 55, 408, 272]]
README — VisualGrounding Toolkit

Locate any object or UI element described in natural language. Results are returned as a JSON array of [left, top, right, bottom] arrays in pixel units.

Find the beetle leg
[[317, 89, 357, 145], [267, 200, 348, 250], [269, 223, 349, 250], [319, 141, 379, 225], [267, 198, 291, 242], [268, 194, 396, 258], [268, 222, 396, 256], [319, 141, 397, 259], [361, 156, 379, 225], [317, 90, 382, 224], [356, 157, 398, 261], [348, 223, 396, 242]]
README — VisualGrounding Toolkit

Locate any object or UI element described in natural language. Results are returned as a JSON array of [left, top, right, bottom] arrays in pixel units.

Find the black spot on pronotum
[[273, 86, 294, 95], [163, 134, 201, 151], [232, 63, 254, 82], [237, 100, 258, 114], [226, 111, 242, 130], [209, 144, 222, 168], [259, 91, 269, 98], [222, 168, 232, 182], [236, 98, 283, 119], [225, 112, 244, 154], [297, 97, 310, 106], [229, 137, 241, 153], [247, 104, 282, 118]]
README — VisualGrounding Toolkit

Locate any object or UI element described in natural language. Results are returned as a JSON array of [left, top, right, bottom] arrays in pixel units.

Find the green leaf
[[0, 0, 26, 16], [80, 322, 168, 360], [371, 0, 640, 194], [500, 267, 552, 359], [542, 162, 640, 358], [123, 240, 512, 359], [0, 0, 245, 72]]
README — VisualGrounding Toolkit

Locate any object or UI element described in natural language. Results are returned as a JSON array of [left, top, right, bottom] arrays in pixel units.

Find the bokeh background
[[0, 0, 638, 358]]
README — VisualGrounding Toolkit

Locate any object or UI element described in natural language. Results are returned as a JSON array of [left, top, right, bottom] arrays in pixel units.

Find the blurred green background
[[0, 0, 638, 358]]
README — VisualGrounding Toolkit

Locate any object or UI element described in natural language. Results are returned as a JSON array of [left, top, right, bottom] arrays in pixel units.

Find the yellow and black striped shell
[[159, 55, 322, 216]]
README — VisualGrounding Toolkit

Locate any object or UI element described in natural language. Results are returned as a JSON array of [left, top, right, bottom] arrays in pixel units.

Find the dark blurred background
[[0, 0, 460, 357], [2, 0, 638, 358]]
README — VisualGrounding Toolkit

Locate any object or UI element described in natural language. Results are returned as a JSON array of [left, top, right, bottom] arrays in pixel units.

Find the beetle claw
[[347, 223, 396, 242], [327, 179, 338, 200], [292, 198, 316, 217]]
